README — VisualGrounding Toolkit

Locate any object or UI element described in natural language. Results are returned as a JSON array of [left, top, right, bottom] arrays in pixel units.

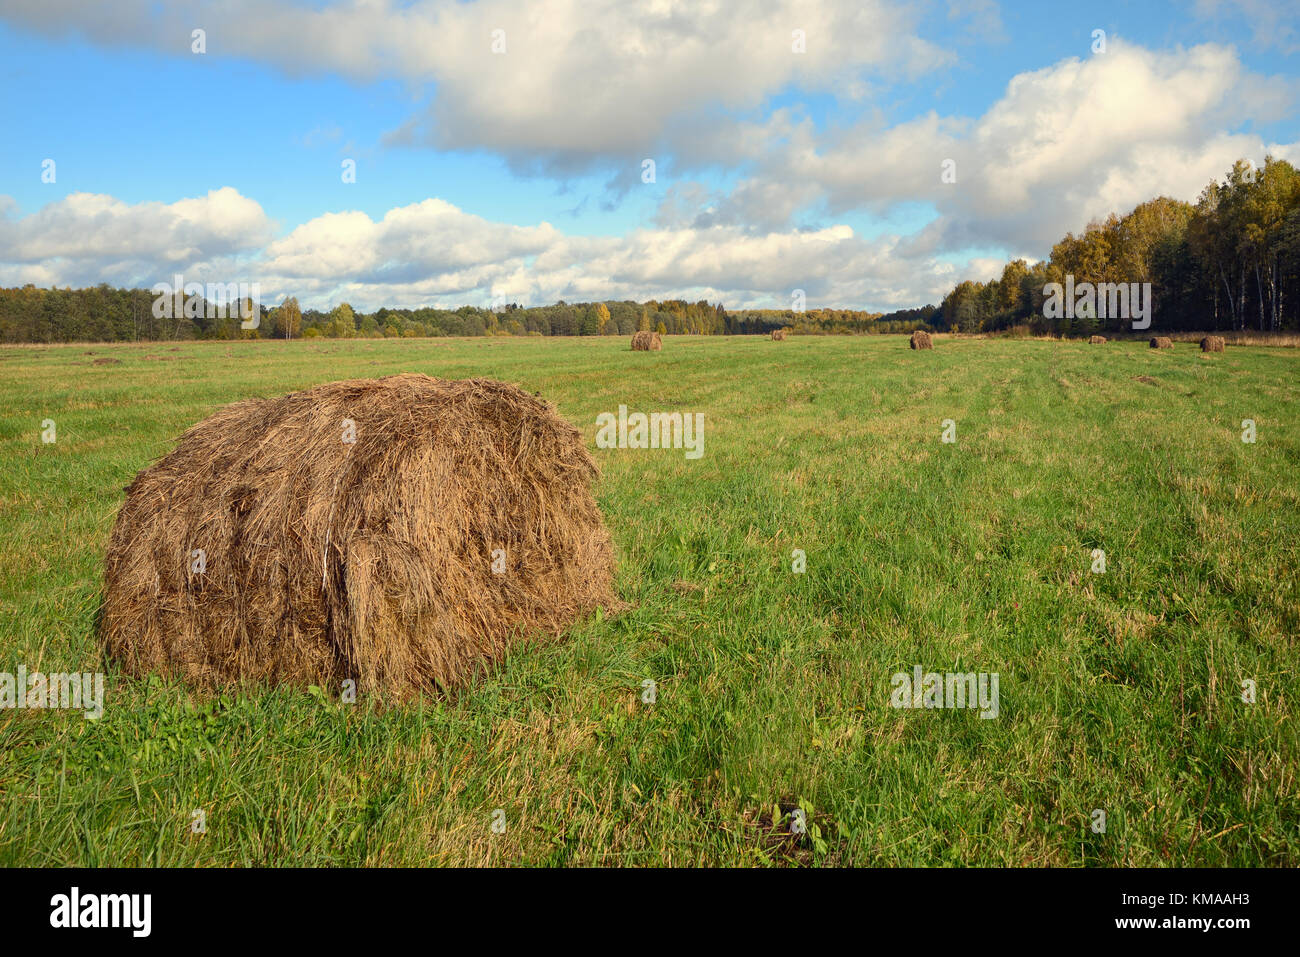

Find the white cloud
[[0, 187, 273, 287], [0, 5, 1294, 310], [668, 41, 1300, 252], [0, 0, 952, 172], [259, 199, 561, 299], [0, 188, 975, 310]]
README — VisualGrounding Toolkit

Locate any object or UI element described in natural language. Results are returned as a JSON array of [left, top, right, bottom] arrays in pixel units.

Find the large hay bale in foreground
[[631, 331, 662, 351], [771, 329, 787, 341], [1150, 337, 1173, 349], [100, 374, 618, 698], [1201, 335, 1225, 352], [909, 330, 933, 350], [1089, 335, 1107, 344]]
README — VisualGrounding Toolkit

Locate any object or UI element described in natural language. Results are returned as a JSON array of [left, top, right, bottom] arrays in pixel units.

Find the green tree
[[328, 302, 356, 337], [277, 297, 302, 340]]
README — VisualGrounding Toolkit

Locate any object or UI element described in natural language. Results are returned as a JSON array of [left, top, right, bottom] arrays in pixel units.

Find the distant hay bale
[[100, 374, 618, 699], [1150, 337, 1173, 349], [92, 357, 122, 365], [1089, 335, 1107, 344], [631, 331, 662, 351], [771, 329, 787, 341], [1201, 335, 1225, 352], [909, 330, 933, 350]]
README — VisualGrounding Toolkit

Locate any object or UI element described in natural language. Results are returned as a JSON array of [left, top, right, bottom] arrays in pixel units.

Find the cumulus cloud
[[943, 42, 1295, 235], [0, 188, 979, 310], [663, 41, 1300, 254], [0, 0, 951, 174], [0, 187, 273, 288], [1, 5, 1294, 309], [262, 204, 974, 311], [263, 200, 558, 280]]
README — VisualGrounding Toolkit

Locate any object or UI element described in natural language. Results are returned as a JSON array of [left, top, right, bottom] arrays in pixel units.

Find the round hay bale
[[1089, 335, 1107, 344], [909, 330, 933, 350], [1150, 337, 1173, 349], [631, 330, 662, 351], [1200, 335, 1225, 352], [771, 329, 788, 341], [100, 374, 618, 698]]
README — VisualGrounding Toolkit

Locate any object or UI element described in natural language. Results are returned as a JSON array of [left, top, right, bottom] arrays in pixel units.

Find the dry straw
[[771, 329, 787, 341], [631, 331, 662, 351], [910, 330, 933, 350], [1200, 335, 1226, 352], [1150, 337, 1174, 349], [1089, 335, 1107, 344], [100, 374, 618, 699]]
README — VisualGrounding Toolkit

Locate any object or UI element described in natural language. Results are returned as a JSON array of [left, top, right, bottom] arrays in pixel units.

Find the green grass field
[[1, 334, 1297, 866]]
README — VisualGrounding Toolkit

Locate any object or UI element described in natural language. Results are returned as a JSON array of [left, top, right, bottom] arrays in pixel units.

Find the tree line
[[933, 157, 1300, 335], [0, 287, 934, 343]]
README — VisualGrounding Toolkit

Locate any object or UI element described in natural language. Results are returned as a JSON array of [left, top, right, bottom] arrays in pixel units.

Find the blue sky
[[0, 0, 1295, 311]]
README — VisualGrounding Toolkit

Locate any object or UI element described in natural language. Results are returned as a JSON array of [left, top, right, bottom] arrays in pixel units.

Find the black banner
[[0, 867, 1283, 943]]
